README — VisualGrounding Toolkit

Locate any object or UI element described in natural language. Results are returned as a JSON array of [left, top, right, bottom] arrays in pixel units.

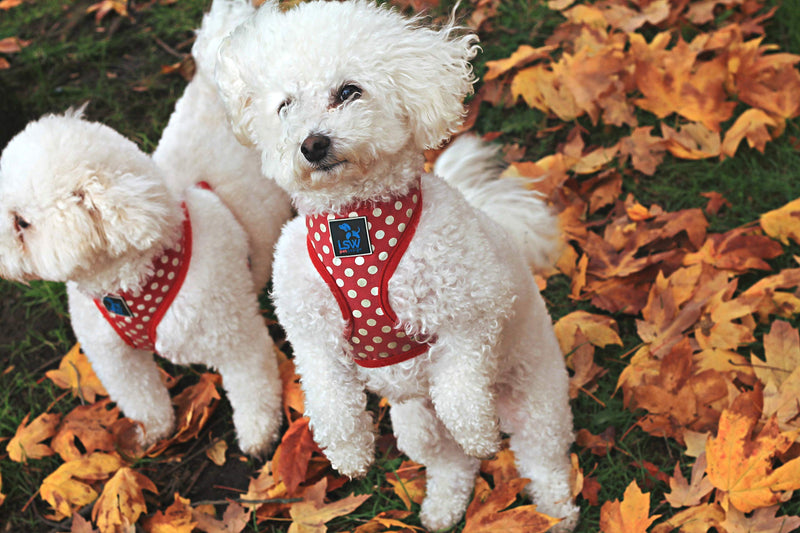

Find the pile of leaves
[[4, 0, 800, 531]]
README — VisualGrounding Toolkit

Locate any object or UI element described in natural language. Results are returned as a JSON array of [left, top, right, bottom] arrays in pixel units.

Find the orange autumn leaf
[[52, 400, 119, 461], [706, 403, 800, 512], [721, 108, 779, 157], [288, 478, 370, 533], [483, 44, 556, 81], [46, 344, 107, 403], [720, 505, 800, 533], [0, 0, 24, 9], [599, 481, 660, 533], [617, 127, 667, 176], [279, 349, 305, 419], [144, 493, 196, 533], [0, 36, 30, 53], [272, 416, 319, 493], [0, 469, 4, 507], [92, 467, 157, 532], [40, 452, 124, 520], [7, 412, 60, 463], [650, 503, 725, 533], [661, 122, 721, 160], [386, 460, 426, 510], [463, 477, 559, 533]]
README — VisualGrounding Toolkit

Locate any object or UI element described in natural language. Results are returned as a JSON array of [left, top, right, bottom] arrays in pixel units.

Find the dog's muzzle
[[301, 134, 331, 163]]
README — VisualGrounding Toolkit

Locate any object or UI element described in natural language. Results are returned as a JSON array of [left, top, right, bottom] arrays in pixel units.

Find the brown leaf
[[7, 412, 60, 463], [205, 439, 228, 467], [650, 503, 725, 533], [721, 108, 779, 157], [70, 513, 99, 533], [193, 501, 251, 533], [0, 36, 30, 53], [575, 428, 615, 457], [52, 400, 119, 461], [598, 481, 660, 533], [463, 477, 559, 533], [555, 310, 622, 354], [701, 191, 731, 216], [761, 197, 800, 247], [618, 127, 667, 176], [288, 478, 370, 533], [279, 350, 305, 419], [352, 510, 423, 532], [664, 453, 714, 508], [483, 44, 556, 81], [720, 505, 800, 533], [273, 417, 320, 494]]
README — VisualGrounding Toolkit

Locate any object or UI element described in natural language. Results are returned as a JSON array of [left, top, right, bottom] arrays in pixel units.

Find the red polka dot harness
[[306, 181, 430, 367], [93, 204, 192, 352]]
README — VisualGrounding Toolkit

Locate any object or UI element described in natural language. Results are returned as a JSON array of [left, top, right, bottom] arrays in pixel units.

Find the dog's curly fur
[[0, 0, 290, 456], [217, 0, 578, 529]]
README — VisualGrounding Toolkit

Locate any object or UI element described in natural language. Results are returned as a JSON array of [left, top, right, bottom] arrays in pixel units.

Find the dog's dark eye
[[278, 97, 292, 115], [13, 213, 29, 234], [337, 84, 362, 104]]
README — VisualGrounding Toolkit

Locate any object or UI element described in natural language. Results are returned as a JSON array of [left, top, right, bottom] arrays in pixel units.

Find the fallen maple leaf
[[720, 505, 800, 533], [599, 480, 661, 533], [463, 477, 559, 533], [650, 503, 725, 533], [721, 108, 779, 157], [272, 417, 319, 494], [554, 310, 622, 354], [52, 400, 119, 461], [144, 493, 196, 533], [0, 36, 30, 53], [386, 460, 426, 510], [760, 197, 800, 247], [205, 439, 228, 467], [288, 478, 369, 533], [6, 412, 60, 463], [706, 400, 800, 512], [193, 500, 251, 533], [664, 453, 714, 508], [483, 44, 556, 81], [40, 452, 124, 520], [71, 513, 100, 533], [0, 0, 24, 9], [46, 344, 107, 403], [352, 509, 423, 532], [93, 466, 157, 532]]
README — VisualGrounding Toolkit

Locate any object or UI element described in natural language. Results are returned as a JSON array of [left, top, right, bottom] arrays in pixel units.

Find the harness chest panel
[[306, 183, 430, 367], [94, 205, 192, 352]]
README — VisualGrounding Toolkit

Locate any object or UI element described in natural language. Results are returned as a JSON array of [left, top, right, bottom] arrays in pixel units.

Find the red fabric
[[94, 204, 192, 353], [306, 180, 430, 368]]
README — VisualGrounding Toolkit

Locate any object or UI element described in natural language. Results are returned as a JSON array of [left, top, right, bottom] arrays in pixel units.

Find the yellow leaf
[[205, 439, 228, 467], [386, 461, 426, 510], [483, 44, 556, 81], [40, 452, 124, 520], [599, 481, 660, 533], [721, 108, 779, 158], [46, 344, 107, 403], [706, 406, 800, 512], [145, 493, 196, 533], [6, 412, 60, 463], [760, 197, 800, 246], [554, 311, 622, 354], [92, 467, 157, 532]]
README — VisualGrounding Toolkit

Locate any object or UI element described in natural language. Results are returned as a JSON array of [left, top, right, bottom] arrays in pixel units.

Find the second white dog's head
[[0, 112, 180, 289], [216, 0, 479, 208]]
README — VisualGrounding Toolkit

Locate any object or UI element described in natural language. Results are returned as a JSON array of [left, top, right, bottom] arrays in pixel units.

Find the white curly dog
[[0, 0, 291, 456], [216, 0, 578, 529]]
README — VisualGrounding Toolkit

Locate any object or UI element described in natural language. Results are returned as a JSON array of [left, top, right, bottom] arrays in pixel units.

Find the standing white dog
[[216, 1, 578, 530], [0, 0, 289, 456]]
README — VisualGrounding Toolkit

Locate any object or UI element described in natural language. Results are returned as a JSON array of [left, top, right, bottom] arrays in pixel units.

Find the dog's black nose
[[301, 134, 331, 163]]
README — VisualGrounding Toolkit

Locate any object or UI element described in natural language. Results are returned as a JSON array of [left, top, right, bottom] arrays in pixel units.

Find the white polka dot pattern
[[306, 181, 428, 367], [94, 204, 192, 352]]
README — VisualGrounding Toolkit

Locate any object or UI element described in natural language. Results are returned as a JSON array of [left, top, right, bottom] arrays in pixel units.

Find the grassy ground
[[2, 0, 800, 531]]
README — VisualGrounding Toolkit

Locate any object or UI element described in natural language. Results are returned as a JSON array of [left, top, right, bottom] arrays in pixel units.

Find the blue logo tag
[[102, 295, 133, 317], [328, 216, 373, 258]]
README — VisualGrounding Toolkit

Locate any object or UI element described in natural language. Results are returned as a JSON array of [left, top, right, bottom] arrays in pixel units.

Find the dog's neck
[[71, 209, 185, 298], [291, 150, 425, 216]]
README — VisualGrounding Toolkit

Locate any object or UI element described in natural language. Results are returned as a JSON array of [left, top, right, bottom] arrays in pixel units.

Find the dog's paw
[[234, 411, 282, 458], [139, 416, 175, 449], [325, 439, 375, 479], [455, 432, 501, 459]]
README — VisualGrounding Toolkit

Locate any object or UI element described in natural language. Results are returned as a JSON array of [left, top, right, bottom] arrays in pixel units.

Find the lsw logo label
[[328, 216, 373, 258]]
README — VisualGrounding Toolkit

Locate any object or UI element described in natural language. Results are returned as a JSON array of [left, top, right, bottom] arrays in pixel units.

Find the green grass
[[2, 0, 800, 531]]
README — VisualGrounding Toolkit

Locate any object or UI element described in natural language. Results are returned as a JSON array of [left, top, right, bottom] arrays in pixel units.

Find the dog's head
[[0, 111, 178, 283], [216, 0, 479, 203]]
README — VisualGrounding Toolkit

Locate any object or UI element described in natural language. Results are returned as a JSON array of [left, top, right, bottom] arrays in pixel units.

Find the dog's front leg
[[427, 334, 501, 459], [293, 342, 375, 477]]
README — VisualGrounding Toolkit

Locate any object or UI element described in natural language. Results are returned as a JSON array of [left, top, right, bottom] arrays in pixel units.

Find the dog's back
[[433, 135, 561, 272]]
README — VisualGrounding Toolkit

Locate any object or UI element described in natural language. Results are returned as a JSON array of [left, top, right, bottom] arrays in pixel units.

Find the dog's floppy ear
[[74, 170, 179, 257], [215, 3, 281, 148], [394, 22, 480, 150]]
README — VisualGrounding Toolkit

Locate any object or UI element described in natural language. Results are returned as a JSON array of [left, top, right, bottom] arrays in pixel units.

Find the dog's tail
[[434, 135, 561, 271], [191, 0, 258, 79]]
